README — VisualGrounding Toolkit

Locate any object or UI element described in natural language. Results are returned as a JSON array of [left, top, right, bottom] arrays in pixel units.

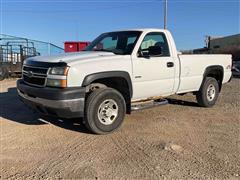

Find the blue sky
[[1, 0, 239, 50]]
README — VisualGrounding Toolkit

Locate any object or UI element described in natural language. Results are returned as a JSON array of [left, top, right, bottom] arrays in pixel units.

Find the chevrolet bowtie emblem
[[27, 71, 33, 78]]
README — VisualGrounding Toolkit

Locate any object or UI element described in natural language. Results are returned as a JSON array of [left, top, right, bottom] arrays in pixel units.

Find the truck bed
[[177, 54, 232, 94]]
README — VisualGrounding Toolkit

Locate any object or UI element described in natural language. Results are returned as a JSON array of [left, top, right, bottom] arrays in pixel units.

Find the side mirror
[[137, 50, 151, 58], [148, 46, 162, 57], [137, 50, 145, 57]]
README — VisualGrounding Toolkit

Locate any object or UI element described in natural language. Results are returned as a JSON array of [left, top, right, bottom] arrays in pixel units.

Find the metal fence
[[0, 34, 64, 79], [0, 34, 64, 56]]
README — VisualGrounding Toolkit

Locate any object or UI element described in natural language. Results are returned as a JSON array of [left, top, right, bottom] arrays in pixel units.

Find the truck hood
[[26, 51, 119, 64]]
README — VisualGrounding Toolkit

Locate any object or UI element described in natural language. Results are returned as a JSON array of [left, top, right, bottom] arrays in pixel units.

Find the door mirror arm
[[137, 50, 150, 58]]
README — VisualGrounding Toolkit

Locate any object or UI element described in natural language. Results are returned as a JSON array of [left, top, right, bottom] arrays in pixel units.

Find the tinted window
[[101, 36, 118, 49], [85, 31, 142, 55]]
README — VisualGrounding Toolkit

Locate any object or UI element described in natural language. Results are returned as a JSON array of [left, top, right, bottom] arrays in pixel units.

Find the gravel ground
[[0, 78, 239, 179]]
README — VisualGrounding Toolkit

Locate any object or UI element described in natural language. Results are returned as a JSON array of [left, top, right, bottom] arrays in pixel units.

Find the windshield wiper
[[111, 49, 124, 55], [94, 49, 124, 55], [94, 49, 111, 52]]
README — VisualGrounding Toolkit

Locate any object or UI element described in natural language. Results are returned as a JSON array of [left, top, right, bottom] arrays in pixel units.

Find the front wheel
[[84, 88, 126, 134], [196, 77, 219, 107]]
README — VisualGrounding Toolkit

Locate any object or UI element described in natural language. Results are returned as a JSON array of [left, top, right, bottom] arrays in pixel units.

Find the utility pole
[[164, 0, 168, 29]]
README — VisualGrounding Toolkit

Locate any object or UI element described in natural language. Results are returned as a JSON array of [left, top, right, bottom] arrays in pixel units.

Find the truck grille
[[22, 66, 48, 87]]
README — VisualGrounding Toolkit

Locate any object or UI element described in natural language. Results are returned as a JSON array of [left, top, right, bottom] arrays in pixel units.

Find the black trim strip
[[24, 60, 67, 68], [17, 80, 86, 100]]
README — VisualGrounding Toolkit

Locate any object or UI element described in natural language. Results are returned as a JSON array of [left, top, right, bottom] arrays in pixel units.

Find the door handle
[[167, 62, 174, 68]]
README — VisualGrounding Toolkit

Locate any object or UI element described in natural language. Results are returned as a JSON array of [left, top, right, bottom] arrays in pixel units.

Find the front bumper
[[17, 79, 86, 118]]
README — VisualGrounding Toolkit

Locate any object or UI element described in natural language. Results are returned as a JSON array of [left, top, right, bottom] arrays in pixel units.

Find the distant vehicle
[[232, 61, 240, 77], [17, 29, 232, 134]]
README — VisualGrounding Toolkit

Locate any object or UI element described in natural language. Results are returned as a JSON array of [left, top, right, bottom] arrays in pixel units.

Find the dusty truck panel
[[176, 54, 232, 93], [17, 29, 232, 134]]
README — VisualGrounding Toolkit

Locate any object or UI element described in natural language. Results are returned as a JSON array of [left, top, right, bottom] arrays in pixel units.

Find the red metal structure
[[64, 41, 91, 52]]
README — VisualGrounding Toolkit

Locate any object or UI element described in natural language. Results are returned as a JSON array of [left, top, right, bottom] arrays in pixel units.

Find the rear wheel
[[84, 88, 126, 134], [196, 77, 219, 107]]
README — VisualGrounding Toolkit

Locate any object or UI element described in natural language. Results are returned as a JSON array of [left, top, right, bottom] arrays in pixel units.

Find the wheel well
[[204, 66, 224, 91], [88, 77, 131, 114]]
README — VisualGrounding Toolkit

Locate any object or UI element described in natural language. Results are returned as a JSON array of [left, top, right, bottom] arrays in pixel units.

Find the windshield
[[85, 31, 142, 55]]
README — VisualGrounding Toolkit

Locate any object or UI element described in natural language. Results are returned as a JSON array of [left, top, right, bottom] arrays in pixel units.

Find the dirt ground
[[0, 78, 239, 179]]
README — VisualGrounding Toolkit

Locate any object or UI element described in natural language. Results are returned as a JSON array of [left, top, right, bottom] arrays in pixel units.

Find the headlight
[[46, 79, 67, 88], [49, 66, 69, 75], [47, 66, 69, 87]]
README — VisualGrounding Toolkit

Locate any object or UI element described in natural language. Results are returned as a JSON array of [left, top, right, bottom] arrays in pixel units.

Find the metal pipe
[[164, 0, 168, 29]]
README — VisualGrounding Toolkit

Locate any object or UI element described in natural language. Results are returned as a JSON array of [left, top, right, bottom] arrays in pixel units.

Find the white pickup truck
[[17, 29, 232, 134]]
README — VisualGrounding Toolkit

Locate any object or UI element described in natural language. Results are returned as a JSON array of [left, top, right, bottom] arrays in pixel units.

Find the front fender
[[82, 71, 133, 97]]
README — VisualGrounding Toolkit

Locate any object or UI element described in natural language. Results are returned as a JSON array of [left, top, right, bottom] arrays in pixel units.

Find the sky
[[0, 0, 239, 50]]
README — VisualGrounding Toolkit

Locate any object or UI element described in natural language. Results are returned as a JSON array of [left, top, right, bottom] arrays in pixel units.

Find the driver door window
[[140, 32, 170, 57]]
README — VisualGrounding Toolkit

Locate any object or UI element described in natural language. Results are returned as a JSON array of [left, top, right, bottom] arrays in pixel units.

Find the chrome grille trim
[[22, 71, 47, 77], [22, 65, 49, 87]]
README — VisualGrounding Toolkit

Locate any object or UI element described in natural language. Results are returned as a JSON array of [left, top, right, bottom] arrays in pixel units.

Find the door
[[132, 32, 175, 100]]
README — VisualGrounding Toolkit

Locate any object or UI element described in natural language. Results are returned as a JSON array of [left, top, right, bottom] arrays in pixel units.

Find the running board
[[131, 99, 168, 111]]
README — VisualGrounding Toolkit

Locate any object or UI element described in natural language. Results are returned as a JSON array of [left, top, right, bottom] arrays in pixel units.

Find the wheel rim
[[98, 99, 119, 125], [207, 84, 216, 102]]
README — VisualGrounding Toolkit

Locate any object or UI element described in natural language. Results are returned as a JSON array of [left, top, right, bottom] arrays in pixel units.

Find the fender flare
[[82, 71, 133, 97], [203, 65, 224, 78], [202, 65, 224, 91]]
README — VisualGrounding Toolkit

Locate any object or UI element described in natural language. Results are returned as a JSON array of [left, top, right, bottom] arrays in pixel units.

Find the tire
[[84, 88, 126, 134], [196, 77, 219, 107], [0, 67, 7, 81]]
